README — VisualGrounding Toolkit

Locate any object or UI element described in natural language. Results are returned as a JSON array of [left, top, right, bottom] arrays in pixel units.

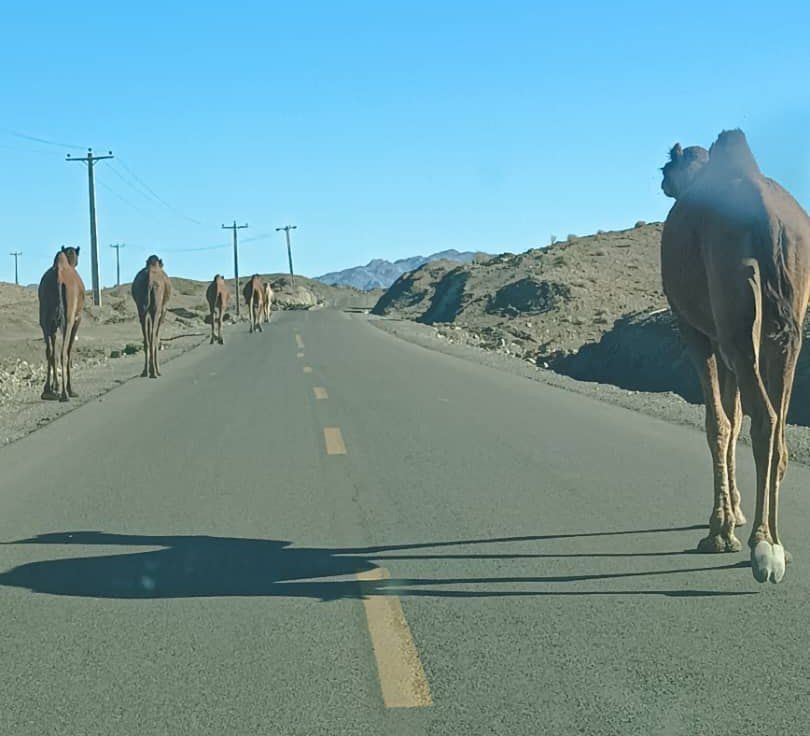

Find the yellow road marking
[[356, 568, 433, 708], [323, 427, 346, 455], [297, 351, 305, 358], [295, 334, 304, 348], [303, 366, 313, 374], [313, 387, 328, 400]]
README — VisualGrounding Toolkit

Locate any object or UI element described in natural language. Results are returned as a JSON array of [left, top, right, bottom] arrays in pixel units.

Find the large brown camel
[[206, 274, 230, 345], [262, 281, 274, 323], [243, 274, 265, 333], [661, 129, 810, 583], [38, 246, 85, 401], [132, 255, 172, 378]]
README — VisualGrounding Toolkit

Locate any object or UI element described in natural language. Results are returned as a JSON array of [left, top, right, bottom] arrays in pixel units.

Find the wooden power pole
[[275, 225, 298, 288], [109, 243, 125, 286], [66, 148, 114, 306], [222, 221, 248, 316], [9, 251, 21, 285]]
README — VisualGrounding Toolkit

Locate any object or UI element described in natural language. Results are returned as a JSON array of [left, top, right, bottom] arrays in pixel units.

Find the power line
[[0, 127, 84, 150], [114, 158, 208, 227]]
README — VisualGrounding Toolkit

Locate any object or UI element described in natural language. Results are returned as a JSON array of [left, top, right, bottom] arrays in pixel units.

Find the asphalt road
[[2, 309, 810, 735]]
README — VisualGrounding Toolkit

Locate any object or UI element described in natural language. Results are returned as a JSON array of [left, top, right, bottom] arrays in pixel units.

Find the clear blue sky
[[2, 1, 809, 286]]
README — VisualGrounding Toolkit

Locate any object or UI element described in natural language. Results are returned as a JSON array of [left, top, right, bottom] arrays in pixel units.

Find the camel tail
[[58, 281, 67, 334], [759, 222, 800, 349]]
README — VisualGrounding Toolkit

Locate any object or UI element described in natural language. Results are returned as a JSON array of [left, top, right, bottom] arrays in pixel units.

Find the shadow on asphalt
[[0, 527, 756, 600]]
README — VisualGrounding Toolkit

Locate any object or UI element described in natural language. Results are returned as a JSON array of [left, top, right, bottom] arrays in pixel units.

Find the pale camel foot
[[697, 533, 742, 554], [734, 508, 747, 526], [41, 390, 59, 401], [751, 541, 786, 584]]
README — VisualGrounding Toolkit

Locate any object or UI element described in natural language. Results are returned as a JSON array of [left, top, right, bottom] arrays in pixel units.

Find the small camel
[[243, 275, 265, 333], [661, 129, 810, 583], [262, 281, 274, 323], [132, 255, 172, 378], [206, 274, 230, 345], [38, 246, 85, 401]]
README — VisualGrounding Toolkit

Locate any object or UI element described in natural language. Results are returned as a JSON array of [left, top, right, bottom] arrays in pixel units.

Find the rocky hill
[[372, 223, 810, 425], [316, 249, 486, 291]]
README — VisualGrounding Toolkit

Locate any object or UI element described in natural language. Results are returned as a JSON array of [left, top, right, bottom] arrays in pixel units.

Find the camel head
[[661, 143, 709, 199], [146, 254, 163, 269], [59, 245, 80, 266]]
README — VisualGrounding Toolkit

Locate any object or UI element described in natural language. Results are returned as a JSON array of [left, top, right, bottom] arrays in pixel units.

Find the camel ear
[[670, 143, 683, 161], [159, 259, 164, 267], [76, 247, 80, 255]]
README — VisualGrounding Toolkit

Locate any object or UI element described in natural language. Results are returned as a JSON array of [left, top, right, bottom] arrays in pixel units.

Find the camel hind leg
[[718, 361, 746, 526], [66, 318, 80, 397], [58, 318, 74, 402], [680, 321, 740, 553], [42, 329, 59, 400]]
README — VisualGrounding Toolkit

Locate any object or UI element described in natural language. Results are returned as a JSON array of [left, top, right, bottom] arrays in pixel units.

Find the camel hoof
[[141, 370, 148, 378], [697, 533, 741, 554], [751, 541, 786, 584], [68, 390, 78, 398], [59, 394, 69, 403], [41, 391, 59, 401], [734, 509, 747, 526]]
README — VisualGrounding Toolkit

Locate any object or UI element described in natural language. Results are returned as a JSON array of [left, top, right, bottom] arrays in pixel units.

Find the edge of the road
[[363, 312, 810, 469]]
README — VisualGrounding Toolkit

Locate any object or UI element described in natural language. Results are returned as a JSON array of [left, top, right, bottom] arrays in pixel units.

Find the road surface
[[2, 309, 810, 735]]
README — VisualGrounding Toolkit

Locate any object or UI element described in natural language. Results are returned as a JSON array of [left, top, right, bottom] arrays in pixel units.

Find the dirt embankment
[[0, 271, 374, 445], [372, 222, 810, 426]]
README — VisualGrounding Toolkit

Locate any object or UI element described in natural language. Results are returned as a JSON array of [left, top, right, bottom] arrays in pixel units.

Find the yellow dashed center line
[[297, 351, 305, 358], [295, 334, 304, 349], [313, 387, 328, 400], [356, 568, 433, 708], [323, 427, 346, 455], [303, 366, 313, 374]]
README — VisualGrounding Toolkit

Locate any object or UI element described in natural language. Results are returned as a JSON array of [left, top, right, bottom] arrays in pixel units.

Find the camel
[[262, 282, 274, 323], [38, 246, 85, 401], [243, 275, 265, 333], [132, 255, 172, 378], [661, 129, 810, 583], [206, 274, 230, 345]]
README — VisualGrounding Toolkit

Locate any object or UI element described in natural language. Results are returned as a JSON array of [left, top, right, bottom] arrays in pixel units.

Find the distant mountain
[[315, 249, 486, 291]]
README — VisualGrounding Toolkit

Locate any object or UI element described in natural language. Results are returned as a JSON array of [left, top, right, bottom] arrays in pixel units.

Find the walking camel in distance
[[243, 274, 265, 333], [132, 255, 172, 378], [661, 129, 810, 583], [262, 281, 274, 323], [206, 274, 230, 345], [38, 246, 85, 401]]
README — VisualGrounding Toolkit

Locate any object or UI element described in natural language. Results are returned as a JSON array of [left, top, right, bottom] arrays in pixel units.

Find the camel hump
[[709, 129, 761, 178]]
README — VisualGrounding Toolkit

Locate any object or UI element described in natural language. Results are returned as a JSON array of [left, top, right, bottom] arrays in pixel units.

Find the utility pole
[[222, 221, 248, 316], [9, 251, 21, 285], [66, 148, 114, 306], [275, 225, 298, 288], [109, 243, 125, 287]]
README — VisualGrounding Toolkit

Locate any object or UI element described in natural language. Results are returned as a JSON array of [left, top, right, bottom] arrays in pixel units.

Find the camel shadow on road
[[0, 526, 755, 601]]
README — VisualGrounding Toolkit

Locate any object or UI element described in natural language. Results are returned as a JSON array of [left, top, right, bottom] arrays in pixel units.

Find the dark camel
[[38, 246, 85, 401], [132, 255, 172, 378], [243, 275, 265, 333], [206, 274, 230, 345], [662, 129, 810, 583]]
